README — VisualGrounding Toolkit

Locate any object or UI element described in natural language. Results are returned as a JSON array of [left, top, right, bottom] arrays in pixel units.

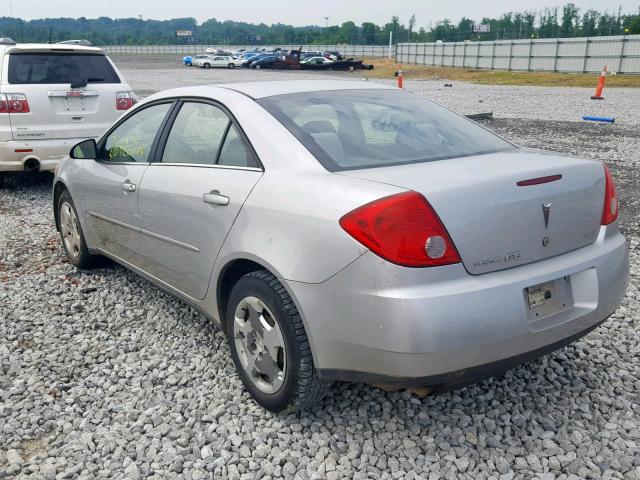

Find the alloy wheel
[[60, 201, 82, 259], [233, 296, 286, 394]]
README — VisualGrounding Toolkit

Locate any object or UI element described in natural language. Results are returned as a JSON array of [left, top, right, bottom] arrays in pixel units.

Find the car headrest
[[302, 120, 337, 134]]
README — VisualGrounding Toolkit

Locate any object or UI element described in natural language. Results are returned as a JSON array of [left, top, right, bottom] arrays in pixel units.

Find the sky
[[7, 0, 640, 27]]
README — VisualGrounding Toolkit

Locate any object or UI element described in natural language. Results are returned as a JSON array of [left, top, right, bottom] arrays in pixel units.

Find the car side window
[[218, 125, 257, 168], [161, 102, 230, 165], [101, 103, 171, 163]]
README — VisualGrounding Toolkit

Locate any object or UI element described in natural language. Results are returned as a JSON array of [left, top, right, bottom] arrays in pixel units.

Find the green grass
[[361, 58, 640, 88]]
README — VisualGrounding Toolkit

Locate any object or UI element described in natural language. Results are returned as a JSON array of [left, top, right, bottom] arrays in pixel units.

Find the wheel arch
[[53, 180, 69, 231], [214, 255, 324, 386], [216, 257, 271, 328]]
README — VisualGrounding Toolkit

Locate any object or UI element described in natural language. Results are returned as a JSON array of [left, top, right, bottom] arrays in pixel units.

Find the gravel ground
[[1, 57, 639, 480], [117, 55, 640, 125]]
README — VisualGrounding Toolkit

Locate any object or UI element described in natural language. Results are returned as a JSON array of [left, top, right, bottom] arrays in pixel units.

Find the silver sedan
[[53, 81, 630, 412]]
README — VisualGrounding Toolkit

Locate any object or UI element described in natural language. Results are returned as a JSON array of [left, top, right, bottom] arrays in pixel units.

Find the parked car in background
[[243, 53, 273, 68], [240, 52, 262, 66], [204, 48, 233, 56], [250, 55, 283, 69], [195, 55, 242, 69], [323, 50, 343, 61], [54, 81, 629, 412], [183, 55, 193, 66], [300, 56, 334, 66], [0, 37, 134, 184], [190, 54, 210, 66]]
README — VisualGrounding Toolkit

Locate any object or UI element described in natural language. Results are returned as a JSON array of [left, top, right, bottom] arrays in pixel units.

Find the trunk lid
[[339, 149, 605, 274]]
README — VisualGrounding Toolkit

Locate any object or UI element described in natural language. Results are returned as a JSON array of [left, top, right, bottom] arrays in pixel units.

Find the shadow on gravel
[[1, 171, 54, 191]]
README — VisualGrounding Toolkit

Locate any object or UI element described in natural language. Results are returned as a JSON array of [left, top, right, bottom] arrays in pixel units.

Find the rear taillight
[[116, 91, 134, 110], [0, 94, 30, 113], [601, 163, 619, 225], [339, 191, 461, 267]]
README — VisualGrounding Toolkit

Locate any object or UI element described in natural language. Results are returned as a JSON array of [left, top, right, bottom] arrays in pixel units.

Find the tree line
[[0, 4, 639, 46]]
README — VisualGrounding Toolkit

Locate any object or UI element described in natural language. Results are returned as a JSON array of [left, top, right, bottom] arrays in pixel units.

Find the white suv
[[0, 38, 134, 182]]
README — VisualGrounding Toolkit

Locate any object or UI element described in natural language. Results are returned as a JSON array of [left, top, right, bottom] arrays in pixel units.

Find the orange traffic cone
[[397, 64, 404, 89], [591, 66, 607, 100]]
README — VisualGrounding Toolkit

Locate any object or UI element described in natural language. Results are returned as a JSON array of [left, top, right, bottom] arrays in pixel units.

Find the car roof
[[0, 43, 104, 54], [141, 81, 395, 104], [218, 80, 394, 99]]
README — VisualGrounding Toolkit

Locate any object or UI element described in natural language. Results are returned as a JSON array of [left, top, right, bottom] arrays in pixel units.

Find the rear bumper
[[288, 224, 629, 385], [0, 138, 80, 173]]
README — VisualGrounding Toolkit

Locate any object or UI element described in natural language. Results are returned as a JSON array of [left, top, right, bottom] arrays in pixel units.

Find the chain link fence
[[396, 35, 640, 74], [102, 44, 391, 58]]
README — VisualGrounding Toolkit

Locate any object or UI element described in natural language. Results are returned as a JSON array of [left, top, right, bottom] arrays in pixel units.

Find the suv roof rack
[[0, 37, 17, 45], [57, 39, 93, 46]]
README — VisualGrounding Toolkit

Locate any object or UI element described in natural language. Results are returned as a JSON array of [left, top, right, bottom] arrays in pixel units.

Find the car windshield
[[257, 89, 515, 171], [8, 52, 120, 84]]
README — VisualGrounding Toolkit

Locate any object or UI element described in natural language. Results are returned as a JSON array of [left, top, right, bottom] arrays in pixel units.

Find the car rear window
[[8, 52, 120, 85], [257, 89, 515, 171]]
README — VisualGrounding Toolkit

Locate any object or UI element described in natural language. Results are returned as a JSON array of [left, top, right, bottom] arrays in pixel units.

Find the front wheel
[[226, 270, 330, 412], [255, 64, 261, 70], [57, 190, 100, 268], [203, 63, 211, 69], [228, 63, 235, 69]]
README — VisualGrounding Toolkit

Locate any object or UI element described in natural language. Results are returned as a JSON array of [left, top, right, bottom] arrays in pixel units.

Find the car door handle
[[202, 191, 229, 206], [121, 181, 136, 192]]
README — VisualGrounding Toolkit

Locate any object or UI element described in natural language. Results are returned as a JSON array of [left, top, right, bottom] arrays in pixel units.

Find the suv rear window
[[258, 89, 515, 171], [8, 52, 120, 85]]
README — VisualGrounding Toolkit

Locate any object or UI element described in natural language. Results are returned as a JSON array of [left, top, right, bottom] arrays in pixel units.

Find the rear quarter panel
[[214, 170, 403, 284]]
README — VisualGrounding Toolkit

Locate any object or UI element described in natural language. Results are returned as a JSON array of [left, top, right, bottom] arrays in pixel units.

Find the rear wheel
[[57, 190, 100, 268], [204, 63, 211, 69], [226, 270, 330, 412], [255, 64, 261, 70]]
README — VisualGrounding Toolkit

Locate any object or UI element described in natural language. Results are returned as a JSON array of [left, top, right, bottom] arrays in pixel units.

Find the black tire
[[204, 63, 211, 69], [57, 189, 100, 269], [226, 270, 330, 412], [228, 63, 235, 69], [0, 174, 4, 188], [255, 64, 261, 70]]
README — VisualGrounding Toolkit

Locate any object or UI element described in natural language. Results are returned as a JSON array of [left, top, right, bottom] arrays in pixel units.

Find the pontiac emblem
[[542, 203, 551, 229]]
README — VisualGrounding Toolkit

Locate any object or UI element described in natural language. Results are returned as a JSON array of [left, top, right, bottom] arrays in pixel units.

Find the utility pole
[[9, 0, 13, 17]]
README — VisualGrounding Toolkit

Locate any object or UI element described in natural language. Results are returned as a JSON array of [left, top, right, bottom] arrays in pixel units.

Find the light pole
[[324, 17, 329, 44]]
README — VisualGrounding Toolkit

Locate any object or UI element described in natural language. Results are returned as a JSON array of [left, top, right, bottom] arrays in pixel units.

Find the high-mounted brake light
[[339, 191, 461, 267], [116, 91, 135, 110], [0, 94, 30, 113], [601, 163, 618, 225]]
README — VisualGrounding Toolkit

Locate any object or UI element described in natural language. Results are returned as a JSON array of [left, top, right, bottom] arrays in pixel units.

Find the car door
[[213, 56, 227, 67], [75, 101, 174, 263], [136, 100, 263, 300]]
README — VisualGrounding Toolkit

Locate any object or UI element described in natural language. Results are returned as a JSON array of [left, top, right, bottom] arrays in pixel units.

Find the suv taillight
[[0, 94, 30, 113], [601, 163, 619, 225], [116, 91, 135, 110], [339, 191, 461, 267]]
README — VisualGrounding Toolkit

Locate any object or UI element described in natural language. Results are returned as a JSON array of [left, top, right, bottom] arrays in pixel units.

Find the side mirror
[[70, 139, 98, 159]]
